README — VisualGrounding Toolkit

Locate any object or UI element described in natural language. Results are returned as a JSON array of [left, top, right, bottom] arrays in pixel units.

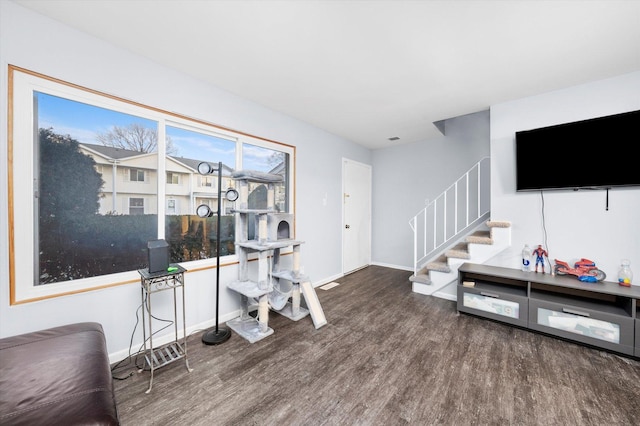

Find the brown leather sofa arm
[[0, 322, 119, 426]]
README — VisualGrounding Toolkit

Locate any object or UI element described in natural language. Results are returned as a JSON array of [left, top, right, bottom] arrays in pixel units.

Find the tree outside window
[[35, 93, 158, 285]]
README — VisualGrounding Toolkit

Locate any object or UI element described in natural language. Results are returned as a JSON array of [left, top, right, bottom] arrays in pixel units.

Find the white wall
[[489, 71, 640, 279], [0, 2, 370, 359]]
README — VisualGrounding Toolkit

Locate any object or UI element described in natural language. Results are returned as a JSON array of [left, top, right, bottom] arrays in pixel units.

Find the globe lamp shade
[[225, 188, 239, 202], [197, 162, 215, 175], [196, 204, 214, 218]]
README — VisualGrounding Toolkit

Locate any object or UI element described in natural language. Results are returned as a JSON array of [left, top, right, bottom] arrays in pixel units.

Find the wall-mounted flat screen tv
[[515, 109, 640, 192]]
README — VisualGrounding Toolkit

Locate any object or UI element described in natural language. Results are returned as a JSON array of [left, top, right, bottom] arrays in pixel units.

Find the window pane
[[36, 92, 158, 285], [167, 172, 179, 184], [129, 197, 145, 215], [242, 143, 289, 213], [165, 125, 237, 260], [130, 169, 145, 182], [241, 143, 290, 240]]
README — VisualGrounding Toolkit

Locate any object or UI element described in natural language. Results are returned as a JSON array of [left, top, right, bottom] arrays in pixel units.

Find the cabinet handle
[[480, 291, 500, 298], [562, 307, 590, 317]]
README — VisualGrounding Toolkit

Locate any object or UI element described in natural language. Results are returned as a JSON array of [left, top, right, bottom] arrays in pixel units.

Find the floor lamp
[[196, 161, 238, 345]]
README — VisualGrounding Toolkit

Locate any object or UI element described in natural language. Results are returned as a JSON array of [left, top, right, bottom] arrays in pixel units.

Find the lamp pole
[[201, 161, 231, 345]]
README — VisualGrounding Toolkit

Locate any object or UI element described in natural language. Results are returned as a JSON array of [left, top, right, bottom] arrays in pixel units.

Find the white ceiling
[[12, 0, 640, 150]]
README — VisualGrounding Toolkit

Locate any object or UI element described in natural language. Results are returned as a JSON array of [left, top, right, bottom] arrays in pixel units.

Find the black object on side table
[[138, 264, 192, 393]]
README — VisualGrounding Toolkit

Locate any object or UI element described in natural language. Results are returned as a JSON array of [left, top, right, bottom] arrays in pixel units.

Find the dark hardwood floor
[[112, 265, 640, 425]]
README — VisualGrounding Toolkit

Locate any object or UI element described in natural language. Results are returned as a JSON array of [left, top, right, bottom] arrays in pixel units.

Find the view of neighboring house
[[79, 143, 236, 216]]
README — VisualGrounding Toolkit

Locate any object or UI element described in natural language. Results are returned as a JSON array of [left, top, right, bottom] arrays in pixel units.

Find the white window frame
[[129, 197, 145, 215], [167, 172, 179, 185], [130, 168, 145, 182], [8, 66, 295, 304]]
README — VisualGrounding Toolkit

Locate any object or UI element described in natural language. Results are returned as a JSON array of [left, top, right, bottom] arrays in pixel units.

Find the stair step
[[412, 218, 512, 298], [409, 274, 432, 285], [425, 254, 451, 273], [466, 230, 492, 245], [425, 262, 451, 273], [445, 242, 470, 260], [486, 220, 511, 228]]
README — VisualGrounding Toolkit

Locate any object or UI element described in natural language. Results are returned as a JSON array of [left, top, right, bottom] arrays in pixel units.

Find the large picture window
[[9, 66, 295, 304]]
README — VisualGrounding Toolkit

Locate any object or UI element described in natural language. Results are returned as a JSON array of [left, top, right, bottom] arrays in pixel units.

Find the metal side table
[[137, 264, 192, 393]]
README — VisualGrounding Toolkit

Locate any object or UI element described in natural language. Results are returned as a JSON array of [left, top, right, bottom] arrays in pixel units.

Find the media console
[[457, 263, 640, 357]]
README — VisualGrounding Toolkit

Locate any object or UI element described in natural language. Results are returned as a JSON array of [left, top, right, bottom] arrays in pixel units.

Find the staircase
[[410, 220, 511, 300], [408, 157, 512, 300]]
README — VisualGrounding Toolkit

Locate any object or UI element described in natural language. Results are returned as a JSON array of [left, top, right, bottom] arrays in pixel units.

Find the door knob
[[345, 224, 350, 229]]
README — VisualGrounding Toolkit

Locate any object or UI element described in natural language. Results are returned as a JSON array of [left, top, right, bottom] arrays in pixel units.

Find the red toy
[[554, 258, 606, 282]]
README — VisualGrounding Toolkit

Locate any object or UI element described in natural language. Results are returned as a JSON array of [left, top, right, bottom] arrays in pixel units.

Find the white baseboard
[[313, 272, 344, 288], [370, 261, 413, 272]]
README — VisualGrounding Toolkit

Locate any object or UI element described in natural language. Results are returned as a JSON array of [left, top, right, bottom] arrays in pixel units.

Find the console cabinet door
[[529, 298, 635, 356], [457, 284, 528, 327]]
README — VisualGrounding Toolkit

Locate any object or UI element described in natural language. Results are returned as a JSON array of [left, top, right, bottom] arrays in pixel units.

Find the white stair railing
[[409, 157, 491, 276]]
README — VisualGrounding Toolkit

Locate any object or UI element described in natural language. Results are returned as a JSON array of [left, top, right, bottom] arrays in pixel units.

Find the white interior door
[[342, 158, 371, 274]]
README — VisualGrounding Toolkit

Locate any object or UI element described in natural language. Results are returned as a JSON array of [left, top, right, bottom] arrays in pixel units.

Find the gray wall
[[371, 110, 490, 269]]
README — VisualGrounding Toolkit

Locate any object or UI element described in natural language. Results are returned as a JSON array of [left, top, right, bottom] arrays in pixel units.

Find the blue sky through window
[[37, 92, 237, 168], [165, 125, 235, 169]]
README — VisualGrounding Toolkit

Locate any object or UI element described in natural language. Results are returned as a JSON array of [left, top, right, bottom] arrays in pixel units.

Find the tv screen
[[515, 109, 640, 192]]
